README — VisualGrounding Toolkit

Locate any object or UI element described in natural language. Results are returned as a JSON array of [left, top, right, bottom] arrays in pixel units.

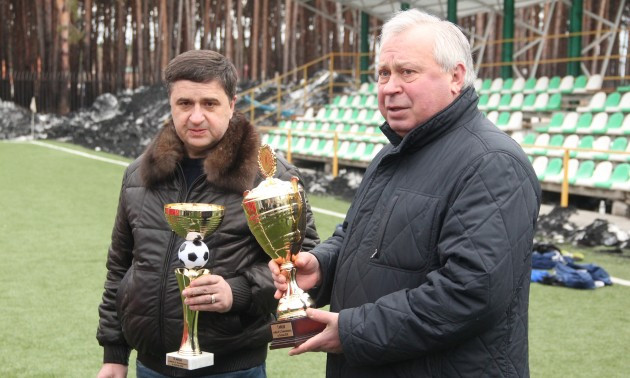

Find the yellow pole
[[333, 132, 339, 177], [287, 129, 292, 163], [561, 149, 570, 207]]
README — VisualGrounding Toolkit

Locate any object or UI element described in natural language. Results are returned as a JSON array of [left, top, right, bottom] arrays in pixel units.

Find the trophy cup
[[242, 145, 325, 349], [163, 203, 224, 369]]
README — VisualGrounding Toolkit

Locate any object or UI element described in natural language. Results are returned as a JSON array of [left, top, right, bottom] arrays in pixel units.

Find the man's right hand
[[97, 363, 127, 378], [268, 252, 322, 299]]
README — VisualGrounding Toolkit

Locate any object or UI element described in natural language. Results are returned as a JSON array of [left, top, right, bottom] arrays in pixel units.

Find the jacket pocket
[[115, 266, 134, 326], [369, 189, 439, 272]]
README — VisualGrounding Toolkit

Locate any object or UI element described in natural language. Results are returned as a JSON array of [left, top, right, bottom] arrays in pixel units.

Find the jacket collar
[[141, 111, 261, 193], [380, 86, 479, 152]]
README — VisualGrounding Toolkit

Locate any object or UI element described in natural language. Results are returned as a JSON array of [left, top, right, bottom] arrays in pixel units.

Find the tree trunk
[[283, 0, 291, 76], [251, 0, 260, 81], [135, 0, 144, 86], [225, 0, 233, 61], [261, 0, 269, 80], [56, 0, 70, 114], [235, 0, 243, 76]]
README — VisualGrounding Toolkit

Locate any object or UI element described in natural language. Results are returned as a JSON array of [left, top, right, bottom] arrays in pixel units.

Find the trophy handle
[[290, 177, 306, 256]]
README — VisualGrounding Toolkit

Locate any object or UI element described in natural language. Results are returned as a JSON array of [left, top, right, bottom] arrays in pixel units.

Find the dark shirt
[[181, 157, 204, 190]]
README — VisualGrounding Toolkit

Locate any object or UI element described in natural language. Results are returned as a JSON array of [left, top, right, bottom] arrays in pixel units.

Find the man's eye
[[378, 70, 390, 77], [402, 69, 414, 75]]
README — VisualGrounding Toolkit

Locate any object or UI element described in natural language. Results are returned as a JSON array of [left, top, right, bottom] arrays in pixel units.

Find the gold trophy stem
[[174, 268, 210, 356], [277, 261, 314, 320]]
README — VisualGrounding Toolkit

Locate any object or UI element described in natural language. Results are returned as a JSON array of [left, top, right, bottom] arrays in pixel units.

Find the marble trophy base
[[166, 351, 214, 370], [269, 316, 326, 350]]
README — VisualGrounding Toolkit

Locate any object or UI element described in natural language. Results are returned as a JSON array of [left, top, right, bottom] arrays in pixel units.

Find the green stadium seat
[[501, 78, 514, 93], [547, 76, 562, 93], [585, 74, 604, 92], [604, 112, 625, 134], [478, 94, 490, 111], [573, 135, 594, 159], [480, 78, 492, 93], [496, 112, 511, 130], [546, 158, 578, 183], [523, 77, 537, 94], [545, 113, 566, 133], [485, 93, 501, 111], [498, 94, 512, 111], [547, 134, 565, 156], [522, 93, 537, 111], [608, 137, 629, 162], [611, 163, 630, 190], [570, 160, 595, 185], [562, 134, 580, 153], [546, 93, 563, 111], [604, 92, 622, 112], [534, 93, 550, 112], [507, 111, 523, 131], [474, 78, 483, 92], [486, 110, 499, 124], [542, 158, 563, 181], [575, 112, 594, 134], [532, 133, 551, 155], [572, 75, 588, 93]]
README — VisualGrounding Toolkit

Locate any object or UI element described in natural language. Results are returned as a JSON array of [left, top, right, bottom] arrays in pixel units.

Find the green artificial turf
[[1, 140, 629, 377]]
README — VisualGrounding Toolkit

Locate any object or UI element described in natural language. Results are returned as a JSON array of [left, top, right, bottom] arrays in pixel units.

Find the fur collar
[[141, 111, 261, 193]]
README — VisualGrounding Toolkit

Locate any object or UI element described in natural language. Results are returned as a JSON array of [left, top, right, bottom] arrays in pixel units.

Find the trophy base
[[165, 351, 214, 370], [269, 316, 326, 350]]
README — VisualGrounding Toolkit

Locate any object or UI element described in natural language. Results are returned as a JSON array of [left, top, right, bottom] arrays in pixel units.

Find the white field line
[[27, 140, 347, 219], [25, 140, 630, 286]]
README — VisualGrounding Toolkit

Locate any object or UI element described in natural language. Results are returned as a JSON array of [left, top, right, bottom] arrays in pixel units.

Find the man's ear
[[451, 63, 466, 95]]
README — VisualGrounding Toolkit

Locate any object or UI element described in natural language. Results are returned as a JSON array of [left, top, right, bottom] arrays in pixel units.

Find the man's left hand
[[288, 308, 343, 356], [182, 274, 233, 313]]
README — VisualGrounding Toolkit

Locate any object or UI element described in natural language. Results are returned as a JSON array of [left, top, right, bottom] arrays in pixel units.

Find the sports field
[[1, 140, 629, 377]]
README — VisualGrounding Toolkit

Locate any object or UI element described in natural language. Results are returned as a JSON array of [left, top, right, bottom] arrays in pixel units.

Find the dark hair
[[164, 49, 238, 100]]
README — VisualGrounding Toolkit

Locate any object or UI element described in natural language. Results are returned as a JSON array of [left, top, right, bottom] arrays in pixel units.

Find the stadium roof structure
[[297, 0, 627, 79], [327, 0, 546, 20]]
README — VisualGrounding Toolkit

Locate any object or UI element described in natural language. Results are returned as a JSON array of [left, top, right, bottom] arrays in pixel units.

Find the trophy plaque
[[164, 203, 224, 369], [242, 145, 325, 349]]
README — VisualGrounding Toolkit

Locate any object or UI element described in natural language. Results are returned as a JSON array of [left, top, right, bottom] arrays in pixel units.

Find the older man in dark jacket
[[96, 50, 319, 378], [269, 9, 541, 378]]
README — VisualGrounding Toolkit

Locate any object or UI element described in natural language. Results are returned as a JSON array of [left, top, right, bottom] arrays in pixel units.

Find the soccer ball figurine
[[178, 236, 210, 269]]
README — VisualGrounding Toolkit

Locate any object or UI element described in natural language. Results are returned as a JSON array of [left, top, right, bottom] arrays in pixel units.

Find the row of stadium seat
[[475, 75, 603, 95], [301, 106, 386, 125], [479, 92, 562, 112], [534, 112, 630, 135], [576, 91, 630, 113], [261, 133, 385, 162], [356, 74, 605, 96], [532, 157, 630, 190], [515, 133, 630, 161]]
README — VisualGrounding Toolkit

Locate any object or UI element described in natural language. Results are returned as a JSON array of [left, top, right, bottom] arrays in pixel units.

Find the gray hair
[[379, 9, 476, 88]]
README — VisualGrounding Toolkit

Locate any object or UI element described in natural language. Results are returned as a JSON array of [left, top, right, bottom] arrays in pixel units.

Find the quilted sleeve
[[339, 151, 540, 366]]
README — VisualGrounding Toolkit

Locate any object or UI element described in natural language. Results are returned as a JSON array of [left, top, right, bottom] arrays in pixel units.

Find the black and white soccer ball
[[178, 239, 210, 269]]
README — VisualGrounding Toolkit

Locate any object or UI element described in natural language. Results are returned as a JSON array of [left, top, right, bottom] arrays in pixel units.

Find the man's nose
[[189, 105, 204, 124], [380, 74, 402, 95]]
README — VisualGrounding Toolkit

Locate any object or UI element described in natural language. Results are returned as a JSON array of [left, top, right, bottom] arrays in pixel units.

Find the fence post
[[276, 73, 281, 121], [561, 149, 570, 207], [329, 54, 334, 100], [249, 89, 255, 124]]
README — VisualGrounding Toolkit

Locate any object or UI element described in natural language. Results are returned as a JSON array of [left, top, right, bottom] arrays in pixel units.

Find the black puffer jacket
[[96, 112, 319, 377], [311, 87, 541, 377]]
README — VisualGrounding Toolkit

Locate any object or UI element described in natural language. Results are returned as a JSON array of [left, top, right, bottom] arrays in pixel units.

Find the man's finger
[[305, 308, 332, 324]]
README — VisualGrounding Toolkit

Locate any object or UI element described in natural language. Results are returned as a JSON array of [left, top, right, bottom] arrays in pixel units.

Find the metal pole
[[561, 149, 570, 207], [332, 132, 339, 178]]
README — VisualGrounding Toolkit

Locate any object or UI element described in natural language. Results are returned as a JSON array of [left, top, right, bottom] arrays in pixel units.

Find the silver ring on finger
[[210, 294, 216, 304]]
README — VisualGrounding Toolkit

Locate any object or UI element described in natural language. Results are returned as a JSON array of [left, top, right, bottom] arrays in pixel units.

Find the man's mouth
[[188, 128, 207, 135]]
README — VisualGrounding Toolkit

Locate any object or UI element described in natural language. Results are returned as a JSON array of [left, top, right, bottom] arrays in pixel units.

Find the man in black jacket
[[96, 50, 319, 378], [269, 9, 541, 377]]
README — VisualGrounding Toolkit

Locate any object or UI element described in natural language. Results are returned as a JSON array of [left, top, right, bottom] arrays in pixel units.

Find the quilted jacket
[[96, 112, 319, 377], [311, 87, 541, 377]]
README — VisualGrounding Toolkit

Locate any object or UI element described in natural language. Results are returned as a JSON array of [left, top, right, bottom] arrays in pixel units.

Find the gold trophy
[[242, 145, 325, 349], [163, 203, 224, 369]]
